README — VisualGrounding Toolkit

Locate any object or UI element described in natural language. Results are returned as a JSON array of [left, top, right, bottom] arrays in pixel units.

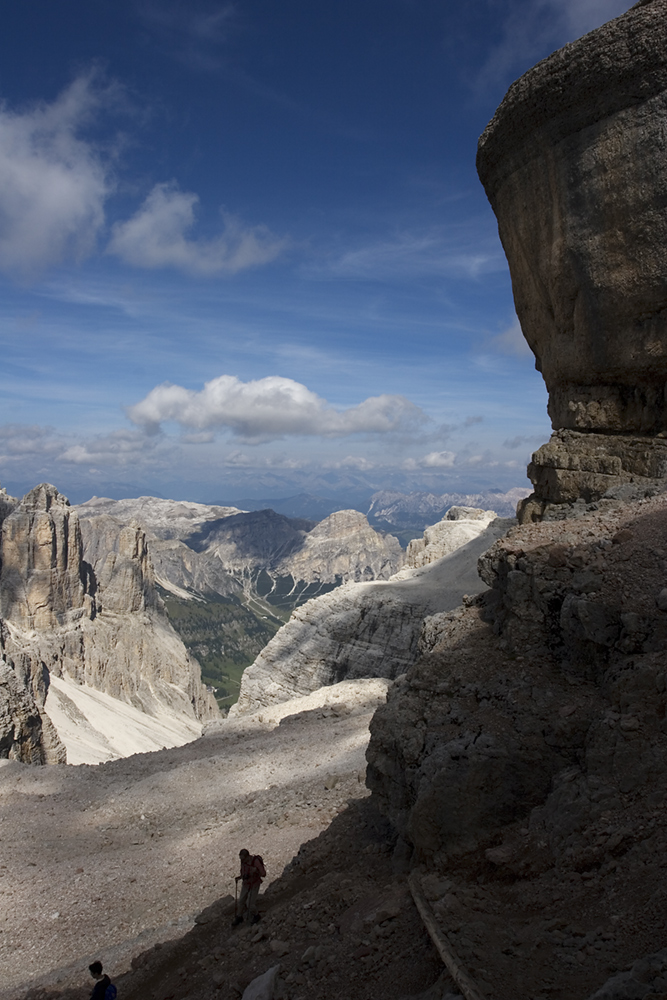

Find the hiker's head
[[239, 849, 249, 860], [89, 962, 103, 979]]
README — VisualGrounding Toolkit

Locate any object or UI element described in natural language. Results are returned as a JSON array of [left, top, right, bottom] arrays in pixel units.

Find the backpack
[[253, 855, 266, 878], [104, 984, 117, 1000]]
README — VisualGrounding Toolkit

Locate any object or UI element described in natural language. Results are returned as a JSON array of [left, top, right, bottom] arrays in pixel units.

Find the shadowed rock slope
[[368, 492, 667, 998]]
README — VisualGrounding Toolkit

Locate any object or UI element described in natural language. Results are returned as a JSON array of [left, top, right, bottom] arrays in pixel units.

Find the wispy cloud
[[107, 182, 286, 275], [137, 1, 237, 73], [0, 75, 113, 278], [478, 0, 633, 92], [403, 450, 457, 471], [310, 227, 505, 283], [127, 374, 427, 441], [59, 429, 158, 466], [489, 317, 533, 357], [0, 424, 61, 460], [502, 434, 546, 450]]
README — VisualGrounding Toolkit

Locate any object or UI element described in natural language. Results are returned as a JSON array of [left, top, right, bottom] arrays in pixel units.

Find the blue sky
[[0, 0, 633, 504]]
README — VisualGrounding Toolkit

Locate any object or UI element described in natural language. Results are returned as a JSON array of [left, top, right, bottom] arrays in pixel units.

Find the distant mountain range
[[223, 487, 529, 535], [365, 487, 529, 528], [75, 496, 404, 709]]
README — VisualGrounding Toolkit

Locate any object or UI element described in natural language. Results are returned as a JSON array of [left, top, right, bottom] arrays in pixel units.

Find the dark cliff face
[[367, 494, 667, 865]]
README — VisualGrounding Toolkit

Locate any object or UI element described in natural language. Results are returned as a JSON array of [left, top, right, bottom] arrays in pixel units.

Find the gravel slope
[[0, 679, 389, 999]]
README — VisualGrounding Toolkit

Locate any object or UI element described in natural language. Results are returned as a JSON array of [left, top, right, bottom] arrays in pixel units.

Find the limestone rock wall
[[477, 0, 667, 513], [78, 514, 159, 613]]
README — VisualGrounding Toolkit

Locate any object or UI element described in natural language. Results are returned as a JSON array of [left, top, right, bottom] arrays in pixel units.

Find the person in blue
[[89, 962, 113, 1000]]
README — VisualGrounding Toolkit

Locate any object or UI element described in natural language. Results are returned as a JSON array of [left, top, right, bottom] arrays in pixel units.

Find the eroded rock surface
[[477, 0, 667, 512]]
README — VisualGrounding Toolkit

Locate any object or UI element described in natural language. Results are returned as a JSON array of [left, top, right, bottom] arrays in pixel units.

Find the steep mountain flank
[[0, 485, 218, 765], [231, 511, 512, 716], [477, 0, 667, 519], [277, 509, 403, 583]]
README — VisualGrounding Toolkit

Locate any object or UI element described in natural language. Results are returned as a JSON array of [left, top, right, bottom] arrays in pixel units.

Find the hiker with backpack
[[88, 962, 116, 1000], [233, 848, 266, 926]]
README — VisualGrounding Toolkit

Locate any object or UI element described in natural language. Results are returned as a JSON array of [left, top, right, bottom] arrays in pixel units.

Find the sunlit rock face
[[477, 0, 667, 513], [0, 484, 89, 629], [0, 484, 219, 765]]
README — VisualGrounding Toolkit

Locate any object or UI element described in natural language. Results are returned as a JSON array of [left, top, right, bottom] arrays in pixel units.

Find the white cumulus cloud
[[108, 182, 286, 275], [127, 375, 426, 441], [0, 75, 111, 277], [420, 450, 456, 468]]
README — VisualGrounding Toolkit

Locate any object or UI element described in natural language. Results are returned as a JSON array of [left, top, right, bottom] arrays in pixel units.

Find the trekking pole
[[234, 877, 238, 919]]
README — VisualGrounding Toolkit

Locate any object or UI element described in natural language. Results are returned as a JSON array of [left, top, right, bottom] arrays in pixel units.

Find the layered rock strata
[[0, 485, 218, 764], [231, 513, 511, 716], [477, 0, 667, 514]]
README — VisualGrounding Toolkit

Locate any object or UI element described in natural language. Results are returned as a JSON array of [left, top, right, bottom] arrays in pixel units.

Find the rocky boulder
[[477, 0, 667, 513]]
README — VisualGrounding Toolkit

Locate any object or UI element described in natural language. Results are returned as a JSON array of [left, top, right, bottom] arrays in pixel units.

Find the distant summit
[[226, 492, 351, 521], [366, 487, 529, 533]]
